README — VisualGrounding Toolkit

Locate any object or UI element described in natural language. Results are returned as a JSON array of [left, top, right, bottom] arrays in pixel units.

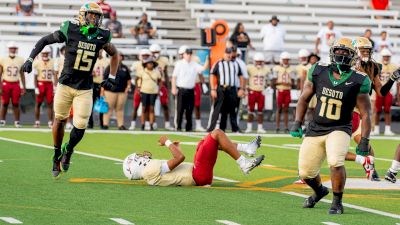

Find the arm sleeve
[[380, 79, 395, 96], [307, 63, 317, 82], [359, 77, 372, 94], [103, 66, 110, 80], [28, 31, 65, 60]]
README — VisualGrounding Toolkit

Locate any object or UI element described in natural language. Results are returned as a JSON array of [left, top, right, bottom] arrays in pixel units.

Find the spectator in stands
[[97, 0, 113, 19], [260, 15, 286, 64], [105, 10, 123, 38], [130, 13, 156, 43], [373, 48, 396, 136], [363, 29, 375, 50], [16, 0, 34, 16], [315, 21, 342, 63], [102, 53, 131, 130], [136, 57, 161, 131], [272, 52, 295, 133], [375, 31, 392, 53], [229, 23, 254, 61]]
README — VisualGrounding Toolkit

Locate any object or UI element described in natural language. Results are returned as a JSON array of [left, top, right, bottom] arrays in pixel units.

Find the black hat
[[307, 53, 321, 63], [142, 57, 158, 68], [270, 15, 280, 22], [225, 47, 233, 54]]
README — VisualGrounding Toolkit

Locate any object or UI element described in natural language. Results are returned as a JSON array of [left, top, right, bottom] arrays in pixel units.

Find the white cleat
[[240, 155, 265, 174], [195, 126, 206, 132], [244, 136, 262, 156], [48, 121, 53, 128], [371, 130, 380, 136], [165, 125, 175, 131], [384, 130, 395, 136], [245, 128, 252, 133], [0, 120, 5, 127], [14, 121, 22, 128], [257, 128, 267, 134], [33, 121, 40, 128]]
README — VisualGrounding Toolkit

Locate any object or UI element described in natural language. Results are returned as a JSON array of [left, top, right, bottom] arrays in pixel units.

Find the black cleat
[[303, 186, 329, 208], [329, 201, 344, 214], [371, 169, 381, 181], [60, 143, 73, 172], [385, 170, 397, 183], [52, 158, 62, 178]]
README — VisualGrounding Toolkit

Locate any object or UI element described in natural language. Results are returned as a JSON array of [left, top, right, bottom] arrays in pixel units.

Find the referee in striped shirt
[[207, 47, 245, 132]]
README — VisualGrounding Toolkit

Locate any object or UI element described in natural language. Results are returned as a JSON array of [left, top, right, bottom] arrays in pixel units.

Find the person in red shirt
[[97, 0, 112, 19]]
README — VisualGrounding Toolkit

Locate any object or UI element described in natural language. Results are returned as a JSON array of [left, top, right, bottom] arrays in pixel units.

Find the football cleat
[[257, 128, 267, 134], [384, 130, 395, 136], [0, 120, 5, 127], [329, 201, 344, 214], [14, 121, 22, 128], [384, 170, 397, 183], [52, 154, 62, 178], [293, 179, 306, 184], [240, 155, 265, 174], [60, 143, 73, 172], [303, 186, 329, 208], [33, 121, 40, 128], [244, 136, 262, 156], [371, 169, 381, 181], [245, 127, 252, 133], [195, 126, 206, 132]]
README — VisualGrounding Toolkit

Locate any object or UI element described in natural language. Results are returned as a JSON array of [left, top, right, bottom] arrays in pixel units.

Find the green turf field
[[0, 129, 399, 225]]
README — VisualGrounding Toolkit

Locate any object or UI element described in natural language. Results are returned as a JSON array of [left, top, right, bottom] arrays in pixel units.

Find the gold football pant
[[298, 131, 350, 179], [54, 84, 93, 129]]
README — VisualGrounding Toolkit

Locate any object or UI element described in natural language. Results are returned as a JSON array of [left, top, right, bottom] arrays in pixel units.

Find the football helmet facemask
[[330, 37, 356, 67], [355, 37, 373, 63], [78, 2, 103, 35], [123, 151, 152, 180]]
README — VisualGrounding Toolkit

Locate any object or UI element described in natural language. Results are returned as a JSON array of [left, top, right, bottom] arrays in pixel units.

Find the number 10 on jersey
[[318, 96, 342, 120]]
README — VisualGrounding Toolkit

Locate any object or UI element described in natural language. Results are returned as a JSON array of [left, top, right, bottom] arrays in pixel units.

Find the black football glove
[[390, 69, 400, 82], [290, 121, 303, 138], [356, 137, 370, 156], [22, 57, 34, 73], [101, 75, 117, 90]]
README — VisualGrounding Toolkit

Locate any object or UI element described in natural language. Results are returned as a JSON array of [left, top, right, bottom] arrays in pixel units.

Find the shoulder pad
[[317, 61, 329, 67], [355, 70, 368, 77], [68, 19, 79, 25]]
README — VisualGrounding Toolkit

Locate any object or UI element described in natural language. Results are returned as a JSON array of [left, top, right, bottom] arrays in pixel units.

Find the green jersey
[[306, 63, 371, 137], [57, 20, 112, 90]]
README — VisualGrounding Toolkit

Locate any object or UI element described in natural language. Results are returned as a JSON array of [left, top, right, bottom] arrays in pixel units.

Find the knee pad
[[298, 169, 319, 180]]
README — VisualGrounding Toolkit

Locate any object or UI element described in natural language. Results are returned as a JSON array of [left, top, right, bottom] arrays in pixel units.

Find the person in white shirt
[[375, 31, 393, 53], [315, 21, 342, 64], [260, 15, 286, 65], [172, 47, 206, 131]]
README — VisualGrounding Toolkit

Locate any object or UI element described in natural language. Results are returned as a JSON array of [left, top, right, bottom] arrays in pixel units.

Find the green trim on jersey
[[107, 31, 112, 43], [328, 67, 352, 87], [60, 21, 69, 43], [307, 63, 317, 81], [359, 76, 372, 94]]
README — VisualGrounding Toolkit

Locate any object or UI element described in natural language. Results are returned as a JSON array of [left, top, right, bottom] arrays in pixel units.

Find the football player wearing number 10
[[22, 2, 119, 178], [290, 37, 372, 214]]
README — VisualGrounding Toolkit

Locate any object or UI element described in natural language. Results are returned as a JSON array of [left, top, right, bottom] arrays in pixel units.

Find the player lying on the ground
[[123, 129, 265, 186], [385, 144, 400, 183]]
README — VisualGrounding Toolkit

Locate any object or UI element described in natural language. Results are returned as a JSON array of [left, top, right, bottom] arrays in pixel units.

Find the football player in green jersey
[[22, 2, 119, 178], [290, 37, 372, 214]]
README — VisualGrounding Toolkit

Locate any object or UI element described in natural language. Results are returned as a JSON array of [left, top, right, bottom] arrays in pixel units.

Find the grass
[[0, 129, 399, 225]]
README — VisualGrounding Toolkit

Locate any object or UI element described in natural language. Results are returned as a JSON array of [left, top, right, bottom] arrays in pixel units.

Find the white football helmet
[[139, 49, 151, 56], [149, 44, 161, 53], [380, 48, 392, 57], [298, 49, 310, 58], [7, 41, 17, 49], [123, 152, 152, 180], [253, 52, 265, 62], [280, 51, 291, 60]]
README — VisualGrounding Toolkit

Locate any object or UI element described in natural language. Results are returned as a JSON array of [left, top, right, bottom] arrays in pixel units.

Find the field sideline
[[0, 129, 400, 225]]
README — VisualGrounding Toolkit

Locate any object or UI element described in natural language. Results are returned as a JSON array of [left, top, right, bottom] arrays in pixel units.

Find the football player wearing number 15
[[290, 37, 372, 214], [22, 2, 119, 178]]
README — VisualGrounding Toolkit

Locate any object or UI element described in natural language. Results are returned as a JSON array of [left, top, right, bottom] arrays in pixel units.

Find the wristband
[[165, 140, 172, 147], [109, 74, 116, 80], [27, 57, 34, 63]]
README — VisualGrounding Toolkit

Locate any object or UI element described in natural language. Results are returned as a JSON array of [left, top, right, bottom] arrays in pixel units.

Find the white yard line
[[2, 128, 399, 140], [282, 191, 400, 220], [321, 222, 341, 225], [0, 217, 23, 224], [109, 218, 134, 225], [0, 137, 236, 183], [216, 220, 242, 225]]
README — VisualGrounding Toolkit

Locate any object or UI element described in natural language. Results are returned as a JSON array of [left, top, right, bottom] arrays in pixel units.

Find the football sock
[[130, 121, 135, 128], [165, 121, 170, 128], [390, 160, 400, 173], [68, 127, 85, 153], [236, 155, 246, 166], [196, 120, 201, 128], [332, 192, 343, 204], [374, 125, 379, 133], [355, 155, 365, 165], [54, 146, 61, 160], [246, 123, 252, 131], [385, 125, 391, 132], [304, 178, 324, 196], [257, 124, 263, 130], [237, 143, 248, 153]]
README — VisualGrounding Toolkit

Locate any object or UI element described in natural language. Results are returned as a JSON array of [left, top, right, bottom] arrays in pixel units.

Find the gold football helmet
[[354, 37, 373, 62], [329, 37, 356, 66], [78, 2, 103, 28]]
